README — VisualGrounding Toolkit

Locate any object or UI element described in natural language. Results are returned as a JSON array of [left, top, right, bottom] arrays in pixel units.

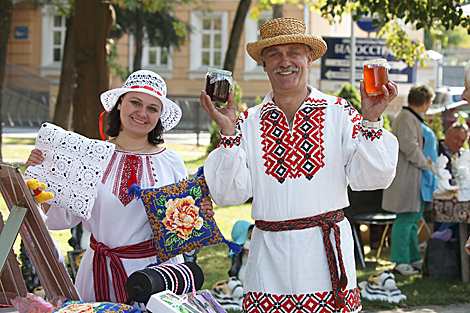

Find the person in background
[[461, 66, 470, 255], [25, 70, 214, 305], [438, 122, 469, 185], [382, 84, 435, 276], [420, 97, 438, 238], [201, 17, 399, 313]]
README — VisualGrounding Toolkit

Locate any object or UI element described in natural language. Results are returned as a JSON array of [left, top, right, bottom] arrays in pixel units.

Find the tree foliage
[[251, 0, 470, 67]]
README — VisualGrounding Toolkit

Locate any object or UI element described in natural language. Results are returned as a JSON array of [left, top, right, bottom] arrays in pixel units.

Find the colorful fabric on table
[[129, 167, 242, 264], [50, 300, 140, 313]]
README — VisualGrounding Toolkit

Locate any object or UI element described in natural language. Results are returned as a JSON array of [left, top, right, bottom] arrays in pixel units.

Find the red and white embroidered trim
[[242, 287, 361, 313], [219, 133, 242, 148], [360, 127, 383, 141], [261, 106, 325, 183]]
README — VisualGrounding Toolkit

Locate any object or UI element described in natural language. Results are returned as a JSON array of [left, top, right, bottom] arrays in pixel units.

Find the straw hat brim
[[246, 34, 328, 64], [100, 87, 182, 132]]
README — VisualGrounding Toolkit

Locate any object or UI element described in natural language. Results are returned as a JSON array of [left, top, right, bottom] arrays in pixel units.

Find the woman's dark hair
[[106, 95, 165, 145]]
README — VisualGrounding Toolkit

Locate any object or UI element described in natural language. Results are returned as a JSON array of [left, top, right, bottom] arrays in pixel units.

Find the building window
[[41, 5, 66, 76], [243, 12, 272, 81], [189, 11, 228, 80], [52, 15, 66, 62], [142, 36, 173, 75]]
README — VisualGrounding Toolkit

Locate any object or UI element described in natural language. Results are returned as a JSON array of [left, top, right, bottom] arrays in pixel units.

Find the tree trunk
[[0, 0, 13, 162], [273, 4, 283, 19], [223, 0, 252, 73], [73, 0, 113, 139], [53, 15, 76, 130], [133, 7, 144, 71]]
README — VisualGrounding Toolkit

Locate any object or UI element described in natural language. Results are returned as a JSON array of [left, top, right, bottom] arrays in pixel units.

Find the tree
[[0, 0, 13, 162], [250, 0, 470, 67], [53, 13, 75, 130], [72, 0, 114, 139], [111, 4, 188, 72]]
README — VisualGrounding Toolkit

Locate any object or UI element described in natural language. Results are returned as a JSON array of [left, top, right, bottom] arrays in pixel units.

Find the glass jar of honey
[[205, 68, 233, 103], [363, 59, 391, 96]]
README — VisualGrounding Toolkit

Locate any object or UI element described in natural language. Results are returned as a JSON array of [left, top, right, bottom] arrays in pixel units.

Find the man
[[382, 84, 435, 276], [200, 17, 399, 313], [438, 122, 470, 185]]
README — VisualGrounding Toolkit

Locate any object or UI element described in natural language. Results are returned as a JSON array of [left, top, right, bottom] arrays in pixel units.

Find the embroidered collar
[[259, 86, 329, 119]]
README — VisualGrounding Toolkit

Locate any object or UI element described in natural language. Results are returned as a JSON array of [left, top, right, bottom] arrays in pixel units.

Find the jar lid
[[363, 59, 391, 69], [208, 68, 232, 76]]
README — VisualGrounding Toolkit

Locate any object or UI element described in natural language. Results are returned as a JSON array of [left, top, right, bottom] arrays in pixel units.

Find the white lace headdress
[[24, 123, 116, 219], [100, 70, 182, 132]]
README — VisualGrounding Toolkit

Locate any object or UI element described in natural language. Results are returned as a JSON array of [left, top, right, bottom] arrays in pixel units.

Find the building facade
[[6, 1, 436, 125]]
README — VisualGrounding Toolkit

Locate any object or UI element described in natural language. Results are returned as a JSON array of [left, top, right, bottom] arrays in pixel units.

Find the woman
[[26, 70, 213, 304], [382, 84, 435, 275]]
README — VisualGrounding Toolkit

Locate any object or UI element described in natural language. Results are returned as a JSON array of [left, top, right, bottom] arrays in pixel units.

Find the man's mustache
[[273, 66, 299, 74]]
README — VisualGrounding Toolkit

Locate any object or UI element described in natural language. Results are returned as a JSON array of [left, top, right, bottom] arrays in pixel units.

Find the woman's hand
[[25, 149, 44, 170], [200, 196, 215, 216]]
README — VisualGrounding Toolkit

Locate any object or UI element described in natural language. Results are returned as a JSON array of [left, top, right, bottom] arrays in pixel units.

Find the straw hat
[[100, 70, 182, 132], [246, 17, 327, 64]]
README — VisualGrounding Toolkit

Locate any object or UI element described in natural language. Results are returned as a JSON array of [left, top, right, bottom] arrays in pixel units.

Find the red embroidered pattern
[[118, 155, 143, 206], [220, 133, 242, 148], [146, 155, 156, 186], [242, 288, 361, 313], [360, 127, 383, 141], [261, 106, 325, 183], [102, 152, 117, 184]]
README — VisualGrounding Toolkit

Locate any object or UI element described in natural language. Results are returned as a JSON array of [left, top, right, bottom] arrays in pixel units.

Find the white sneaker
[[394, 263, 420, 276], [411, 259, 423, 271]]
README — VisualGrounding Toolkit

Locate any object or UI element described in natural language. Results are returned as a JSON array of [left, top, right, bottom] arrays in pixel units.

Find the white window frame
[[188, 11, 228, 80], [40, 5, 66, 76], [243, 12, 272, 81], [142, 33, 173, 79]]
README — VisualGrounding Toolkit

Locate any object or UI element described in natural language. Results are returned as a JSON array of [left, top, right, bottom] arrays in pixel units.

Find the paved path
[[364, 303, 470, 312]]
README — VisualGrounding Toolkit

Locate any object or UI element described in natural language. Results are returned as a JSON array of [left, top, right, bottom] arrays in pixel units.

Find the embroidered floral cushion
[[129, 167, 241, 264], [50, 300, 140, 313], [24, 123, 115, 219]]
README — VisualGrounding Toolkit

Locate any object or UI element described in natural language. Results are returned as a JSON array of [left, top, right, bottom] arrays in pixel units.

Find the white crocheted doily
[[24, 123, 115, 220]]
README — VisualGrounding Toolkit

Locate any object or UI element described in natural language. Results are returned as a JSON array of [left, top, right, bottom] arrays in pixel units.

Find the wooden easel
[[0, 165, 80, 305]]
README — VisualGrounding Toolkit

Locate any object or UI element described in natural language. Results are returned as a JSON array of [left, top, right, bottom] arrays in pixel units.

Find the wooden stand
[[432, 198, 470, 283], [0, 165, 80, 304]]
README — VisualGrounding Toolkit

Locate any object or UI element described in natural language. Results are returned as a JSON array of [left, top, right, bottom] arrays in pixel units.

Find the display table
[[432, 198, 470, 283]]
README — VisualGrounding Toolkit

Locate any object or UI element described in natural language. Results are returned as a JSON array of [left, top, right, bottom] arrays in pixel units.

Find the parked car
[[426, 86, 468, 131]]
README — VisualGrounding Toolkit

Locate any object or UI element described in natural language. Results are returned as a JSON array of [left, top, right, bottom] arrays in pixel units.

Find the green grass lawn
[[3, 140, 470, 310]]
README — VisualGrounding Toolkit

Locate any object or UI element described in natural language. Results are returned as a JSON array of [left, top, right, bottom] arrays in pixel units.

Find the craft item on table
[[11, 293, 66, 313], [358, 270, 406, 303], [126, 262, 204, 305], [129, 166, 242, 264], [26, 179, 54, 204], [210, 278, 243, 311], [49, 300, 140, 313], [429, 154, 459, 199], [199, 290, 227, 313], [457, 165, 470, 202], [24, 123, 115, 219], [146, 290, 200, 313], [228, 220, 254, 284]]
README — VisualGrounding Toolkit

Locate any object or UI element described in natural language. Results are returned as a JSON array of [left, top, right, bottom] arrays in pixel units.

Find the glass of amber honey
[[205, 68, 233, 104], [363, 59, 391, 96]]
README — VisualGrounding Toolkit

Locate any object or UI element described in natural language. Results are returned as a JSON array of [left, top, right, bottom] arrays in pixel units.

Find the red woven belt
[[255, 210, 348, 310], [90, 234, 157, 303]]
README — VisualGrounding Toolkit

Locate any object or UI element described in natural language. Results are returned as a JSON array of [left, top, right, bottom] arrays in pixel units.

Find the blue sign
[[356, 13, 380, 33], [14, 26, 28, 39], [320, 37, 417, 91]]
